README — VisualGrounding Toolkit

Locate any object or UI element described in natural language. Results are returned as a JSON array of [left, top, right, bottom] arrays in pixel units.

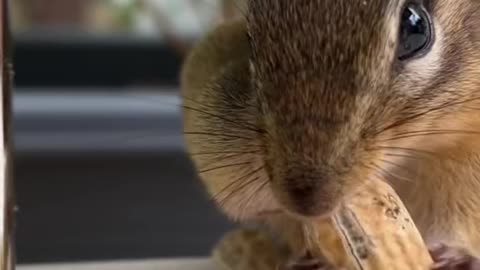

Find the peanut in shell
[[303, 179, 434, 270]]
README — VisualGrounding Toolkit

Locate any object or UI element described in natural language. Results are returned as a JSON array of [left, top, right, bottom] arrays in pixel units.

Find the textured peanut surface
[[213, 180, 433, 270], [305, 179, 434, 270]]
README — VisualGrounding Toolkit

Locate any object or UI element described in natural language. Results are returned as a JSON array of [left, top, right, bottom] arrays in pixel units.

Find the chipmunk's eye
[[397, 3, 433, 60]]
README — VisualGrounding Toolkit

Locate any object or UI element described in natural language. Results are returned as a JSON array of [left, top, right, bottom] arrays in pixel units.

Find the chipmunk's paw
[[429, 244, 480, 270]]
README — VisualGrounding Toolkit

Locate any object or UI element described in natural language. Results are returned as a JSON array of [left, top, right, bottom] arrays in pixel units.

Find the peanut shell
[[304, 179, 433, 270]]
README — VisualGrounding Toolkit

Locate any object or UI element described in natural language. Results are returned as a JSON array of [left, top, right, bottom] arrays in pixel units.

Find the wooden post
[[0, 0, 15, 268]]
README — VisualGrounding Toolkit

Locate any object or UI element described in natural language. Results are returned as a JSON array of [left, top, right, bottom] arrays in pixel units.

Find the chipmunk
[[181, 0, 480, 269]]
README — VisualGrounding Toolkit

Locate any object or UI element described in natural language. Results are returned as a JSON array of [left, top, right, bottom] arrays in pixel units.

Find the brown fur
[[181, 0, 480, 262]]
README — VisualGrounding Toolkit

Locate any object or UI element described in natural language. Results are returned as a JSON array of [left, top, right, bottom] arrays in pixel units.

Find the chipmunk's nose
[[286, 184, 329, 217], [265, 116, 358, 217], [278, 166, 342, 217]]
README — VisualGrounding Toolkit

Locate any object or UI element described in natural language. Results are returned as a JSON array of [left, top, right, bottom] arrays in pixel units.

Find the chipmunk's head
[[246, 0, 480, 217], [182, 0, 480, 221]]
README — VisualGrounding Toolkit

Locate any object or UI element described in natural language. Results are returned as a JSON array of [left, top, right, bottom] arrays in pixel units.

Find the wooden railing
[[0, 0, 15, 268]]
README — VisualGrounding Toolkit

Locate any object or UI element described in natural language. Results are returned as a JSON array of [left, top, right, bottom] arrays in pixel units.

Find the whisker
[[107, 92, 184, 109], [384, 152, 420, 160], [384, 130, 480, 142], [182, 105, 263, 133], [391, 129, 480, 137], [361, 163, 387, 183], [199, 152, 251, 169], [376, 97, 480, 136], [182, 94, 255, 110], [241, 180, 270, 217], [376, 146, 435, 156], [379, 159, 415, 180], [212, 165, 265, 201], [182, 92, 257, 114], [370, 162, 413, 183], [199, 161, 252, 174], [38, 131, 177, 147], [183, 131, 254, 141], [190, 150, 261, 156], [217, 176, 260, 207]]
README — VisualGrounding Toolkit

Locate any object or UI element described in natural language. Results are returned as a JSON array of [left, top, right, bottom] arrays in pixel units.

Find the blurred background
[[11, 0, 245, 264]]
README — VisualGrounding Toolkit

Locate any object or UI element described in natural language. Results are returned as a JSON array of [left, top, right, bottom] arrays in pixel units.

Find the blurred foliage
[[102, 1, 139, 30], [11, 0, 228, 38]]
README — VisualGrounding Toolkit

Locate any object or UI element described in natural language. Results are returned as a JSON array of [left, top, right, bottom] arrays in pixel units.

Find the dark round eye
[[397, 3, 433, 60]]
